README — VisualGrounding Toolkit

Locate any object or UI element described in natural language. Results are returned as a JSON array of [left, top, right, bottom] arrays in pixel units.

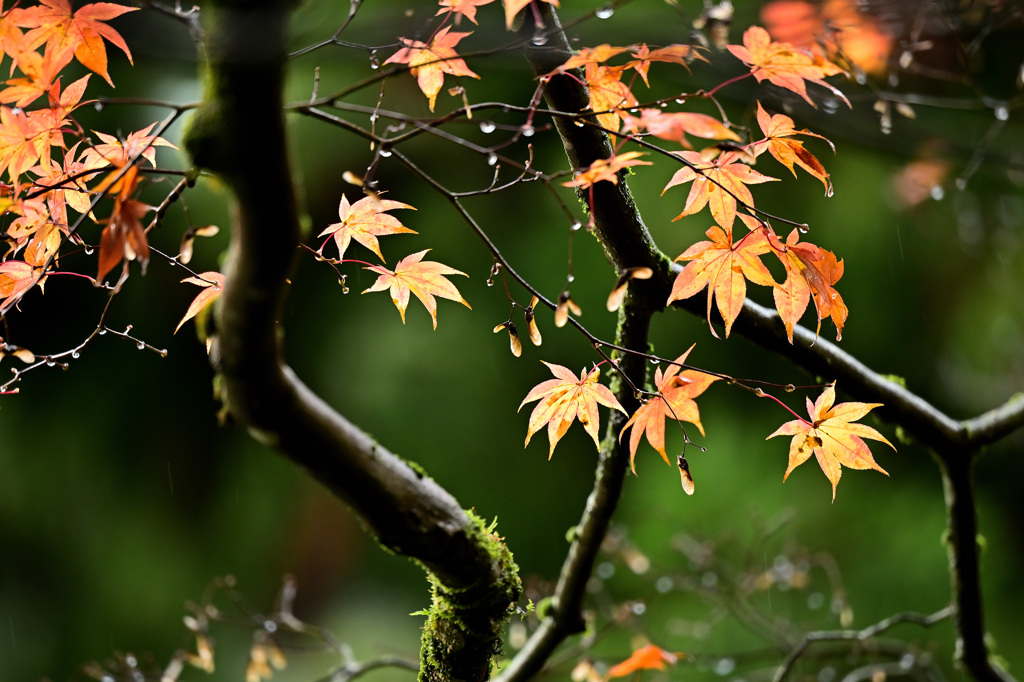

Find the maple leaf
[[175, 272, 225, 333], [541, 43, 631, 78], [0, 260, 41, 314], [626, 43, 707, 86], [562, 151, 650, 189], [362, 249, 470, 329], [435, 0, 494, 25], [502, 0, 558, 29], [0, 106, 57, 180], [771, 228, 847, 341], [767, 383, 893, 500], [582, 63, 636, 132], [608, 645, 680, 678], [751, 102, 833, 193], [667, 224, 776, 337], [726, 26, 848, 108], [8, 0, 137, 86], [384, 26, 479, 112], [663, 150, 777, 230], [621, 108, 740, 149], [619, 345, 717, 472], [318, 195, 416, 263], [96, 197, 150, 282], [0, 49, 62, 107], [519, 362, 626, 458]]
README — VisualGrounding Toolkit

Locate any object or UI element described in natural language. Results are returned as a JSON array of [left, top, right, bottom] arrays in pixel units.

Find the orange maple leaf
[[562, 151, 650, 189], [435, 0, 495, 25], [541, 43, 632, 78], [767, 382, 893, 501], [8, 0, 137, 86], [0, 106, 58, 180], [771, 228, 846, 341], [175, 272, 225, 334], [667, 224, 776, 337], [582, 63, 636, 132], [727, 26, 848, 108], [0, 260, 41, 314], [519, 362, 626, 458], [619, 345, 717, 472], [96, 197, 150, 282], [663, 150, 777, 230], [502, 0, 558, 29], [751, 102, 833, 193], [384, 26, 479, 111], [363, 249, 470, 329], [621, 108, 740, 149], [318, 195, 416, 262], [607, 645, 681, 678], [626, 43, 707, 86]]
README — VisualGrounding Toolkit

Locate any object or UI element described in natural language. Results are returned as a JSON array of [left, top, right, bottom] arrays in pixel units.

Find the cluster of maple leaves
[[0, 0, 893, 503], [0, 0, 180, 311]]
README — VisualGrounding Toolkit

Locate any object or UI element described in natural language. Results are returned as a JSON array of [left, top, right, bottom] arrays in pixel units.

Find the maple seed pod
[[524, 298, 542, 346], [506, 322, 523, 357], [606, 266, 654, 311], [677, 455, 695, 495], [555, 290, 582, 328]]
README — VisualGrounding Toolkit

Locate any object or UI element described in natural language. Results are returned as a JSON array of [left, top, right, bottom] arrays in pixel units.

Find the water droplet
[[125, 325, 133, 332], [83, 245, 93, 255], [531, 32, 547, 46], [369, 50, 380, 69], [264, 620, 277, 632], [341, 286, 350, 294], [649, 357, 659, 364], [486, 278, 494, 287], [674, 98, 685, 104], [955, 177, 967, 190], [570, 221, 582, 231], [994, 105, 1009, 121], [797, 224, 809, 233], [595, 5, 614, 18], [45, 359, 55, 367], [378, 147, 392, 157], [573, 120, 584, 127], [479, 120, 496, 133], [487, 153, 498, 166], [825, 185, 834, 198], [566, 273, 575, 282], [659, 101, 668, 107], [136, 341, 145, 350], [930, 185, 945, 201], [94, 102, 103, 112], [521, 124, 535, 137], [713, 658, 735, 676], [822, 99, 839, 114], [126, 654, 138, 668], [71, 351, 80, 359], [159, 350, 168, 357], [98, 328, 107, 335]]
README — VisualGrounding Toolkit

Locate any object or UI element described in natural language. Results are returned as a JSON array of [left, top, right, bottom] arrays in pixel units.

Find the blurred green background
[[1, 0, 1022, 680]]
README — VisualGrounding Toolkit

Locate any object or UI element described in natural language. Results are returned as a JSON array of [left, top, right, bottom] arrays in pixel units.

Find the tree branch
[[182, 2, 519, 680]]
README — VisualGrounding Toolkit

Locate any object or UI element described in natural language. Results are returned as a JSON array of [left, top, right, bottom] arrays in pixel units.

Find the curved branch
[[182, 2, 519, 680]]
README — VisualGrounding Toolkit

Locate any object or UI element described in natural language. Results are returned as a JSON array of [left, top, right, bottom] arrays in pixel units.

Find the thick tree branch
[[182, 2, 519, 680]]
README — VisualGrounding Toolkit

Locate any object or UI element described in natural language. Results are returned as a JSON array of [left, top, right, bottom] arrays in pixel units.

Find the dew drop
[[822, 99, 839, 114], [649, 357, 659, 364], [159, 349, 168, 357], [566, 273, 575, 282], [168, 258, 177, 266], [479, 120, 496, 133], [659, 101, 668, 107], [713, 658, 736, 676], [83, 245, 94, 255], [71, 351, 80, 359], [570, 221, 582, 231], [369, 50, 380, 69], [674, 98, 685, 104], [595, 5, 614, 19], [521, 124, 535, 137], [955, 177, 968, 191], [378, 147, 392, 157], [94, 102, 103, 112], [136, 341, 145, 350], [930, 185, 945, 201], [98, 328, 107, 335], [45, 359, 55, 367], [825, 186, 834, 198], [486, 278, 494, 287], [797, 224, 810, 234], [341, 286, 350, 294], [487, 153, 498, 166], [531, 32, 547, 46], [573, 120, 584, 127], [994, 105, 1009, 121]]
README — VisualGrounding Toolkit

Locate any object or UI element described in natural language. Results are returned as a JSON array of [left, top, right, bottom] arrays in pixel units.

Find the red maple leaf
[[362, 249, 471, 328], [767, 382, 893, 500], [8, 0, 137, 86], [96, 197, 150, 282], [0, 260, 41, 314], [384, 26, 479, 111], [771, 228, 847, 341]]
